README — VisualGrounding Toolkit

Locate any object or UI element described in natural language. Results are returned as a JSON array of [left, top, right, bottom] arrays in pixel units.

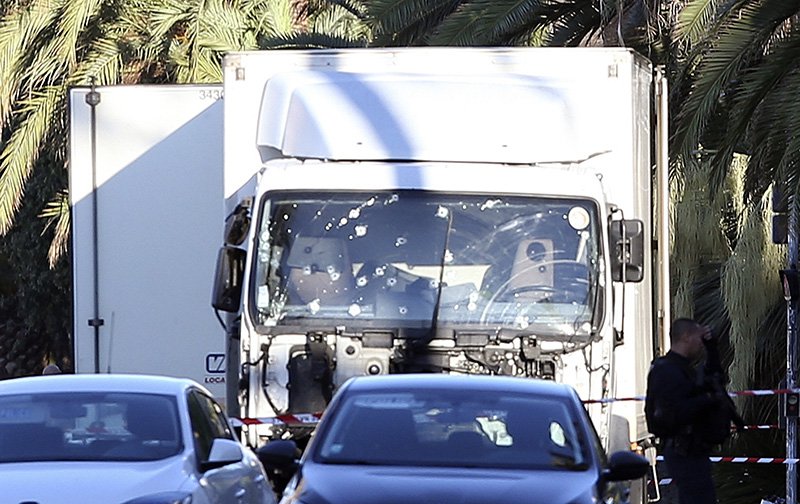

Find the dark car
[[258, 374, 647, 504]]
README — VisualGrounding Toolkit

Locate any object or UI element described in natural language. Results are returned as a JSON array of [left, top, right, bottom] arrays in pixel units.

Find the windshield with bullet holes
[[251, 191, 601, 340]]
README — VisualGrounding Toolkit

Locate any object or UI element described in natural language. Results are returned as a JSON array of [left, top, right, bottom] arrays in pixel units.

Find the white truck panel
[[69, 85, 227, 397], [223, 47, 647, 199], [257, 71, 598, 163]]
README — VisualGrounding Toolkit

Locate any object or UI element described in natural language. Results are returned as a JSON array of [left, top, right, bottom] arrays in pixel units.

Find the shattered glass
[[251, 191, 601, 340]]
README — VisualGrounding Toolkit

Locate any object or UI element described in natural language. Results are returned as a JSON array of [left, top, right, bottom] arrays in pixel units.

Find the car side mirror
[[256, 439, 301, 469], [212, 246, 246, 312], [602, 450, 649, 482], [608, 219, 644, 283], [257, 440, 301, 494], [200, 438, 244, 472]]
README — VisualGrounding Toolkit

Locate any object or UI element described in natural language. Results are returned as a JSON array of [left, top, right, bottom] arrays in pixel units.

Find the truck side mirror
[[608, 219, 644, 283], [212, 246, 246, 312]]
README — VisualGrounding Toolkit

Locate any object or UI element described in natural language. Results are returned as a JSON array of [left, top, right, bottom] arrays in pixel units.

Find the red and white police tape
[[583, 387, 800, 405], [231, 412, 322, 427], [735, 424, 780, 431], [231, 387, 797, 428], [656, 455, 800, 465]]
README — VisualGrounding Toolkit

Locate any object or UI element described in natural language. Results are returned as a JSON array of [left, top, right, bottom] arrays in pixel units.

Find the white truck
[[70, 47, 669, 489]]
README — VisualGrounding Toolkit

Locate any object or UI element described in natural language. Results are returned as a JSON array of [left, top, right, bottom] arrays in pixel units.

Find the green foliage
[[0, 0, 318, 376], [432, 0, 551, 46], [0, 149, 71, 376], [672, 0, 800, 196], [721, 190, 783, 393], [674, 0, 721, 46]]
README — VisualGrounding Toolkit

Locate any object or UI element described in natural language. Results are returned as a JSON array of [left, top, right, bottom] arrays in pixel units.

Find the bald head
[[670, 318, 707, 360], [670, 318, 701, 344]]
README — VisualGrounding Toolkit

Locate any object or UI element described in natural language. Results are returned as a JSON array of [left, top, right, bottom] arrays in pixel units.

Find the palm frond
[[711, 25, 800, 191], [0, 85, 63, 234], [740, 72, 800, 204], [242, 0, 297, 38], [774, 119, 800, 204], [68, 38, 122, 86], [38, 189, 69, 267], [261, 31, 368, 48], [193, 2, 257, 60], [671, 155, 734, 318], [0, 0, 63, 127], [185, 48, 224, 82], [307, 3, 371, 42], [364, 0, 441, 34], [431, 0, 547, 46], [146, 0, 194, 40], [674, 0, 722, 45], [543, 0, 602, 47], [56, 0, 104, 70], [384, 0, 460, 46], [427, 1, 487, 46], [317, 0, 367, 19], [20, 0, 111, 92], [361, 0, 459, 46], [672, 0, 800, 188]]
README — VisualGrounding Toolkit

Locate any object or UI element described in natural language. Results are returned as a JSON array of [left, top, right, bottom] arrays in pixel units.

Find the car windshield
[[315, 389, 588, 470], [0, 392, 182, 463], [252, 191, 601, 340]]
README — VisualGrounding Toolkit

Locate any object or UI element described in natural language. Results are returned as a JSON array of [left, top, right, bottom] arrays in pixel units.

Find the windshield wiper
[[420, 207, 453, 346], [588, 266, 603, 340]]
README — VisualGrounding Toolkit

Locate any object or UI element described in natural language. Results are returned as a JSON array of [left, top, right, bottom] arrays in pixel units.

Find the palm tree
[[0, 0, 368, 259], [673, 0, 800, 196], [334, 0, 659, 48], [0, 0, 342, 377], [669, 1, 800, 432], [0, 0, 138, 377]]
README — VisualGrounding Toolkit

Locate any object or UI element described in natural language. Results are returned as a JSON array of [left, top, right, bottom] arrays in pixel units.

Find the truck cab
[[212, 48, 669, 462]]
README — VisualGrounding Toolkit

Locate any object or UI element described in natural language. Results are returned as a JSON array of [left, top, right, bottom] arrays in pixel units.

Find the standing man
[[645, 318, 740, 504]]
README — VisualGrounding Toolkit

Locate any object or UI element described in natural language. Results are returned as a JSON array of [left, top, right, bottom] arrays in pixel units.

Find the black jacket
[[646, 351, 717, 439]]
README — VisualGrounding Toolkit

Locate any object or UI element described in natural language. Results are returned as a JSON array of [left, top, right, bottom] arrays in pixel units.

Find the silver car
[[0, 373, 276, 504]]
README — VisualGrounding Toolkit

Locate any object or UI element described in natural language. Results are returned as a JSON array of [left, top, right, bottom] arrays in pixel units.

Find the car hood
[[292, 464, 599, 504], [0, 458, 192, 504]]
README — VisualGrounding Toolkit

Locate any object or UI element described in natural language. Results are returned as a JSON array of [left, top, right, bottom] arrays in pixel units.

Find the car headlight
[[120, 491, 192, 504]]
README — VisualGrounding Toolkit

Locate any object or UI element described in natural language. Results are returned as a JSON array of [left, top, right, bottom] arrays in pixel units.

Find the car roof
[[343, 373, 577, 399], [0, 374, 204, 396]]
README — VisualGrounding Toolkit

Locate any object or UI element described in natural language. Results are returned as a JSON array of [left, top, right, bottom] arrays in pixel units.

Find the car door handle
[[235, 488, 246, 499]]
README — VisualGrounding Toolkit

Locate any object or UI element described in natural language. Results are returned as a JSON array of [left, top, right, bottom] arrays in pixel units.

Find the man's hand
[[701, 325, 720, 353]]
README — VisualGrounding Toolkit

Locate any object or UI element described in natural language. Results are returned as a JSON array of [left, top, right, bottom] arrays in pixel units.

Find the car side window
[[187, 391, 234, 463]]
